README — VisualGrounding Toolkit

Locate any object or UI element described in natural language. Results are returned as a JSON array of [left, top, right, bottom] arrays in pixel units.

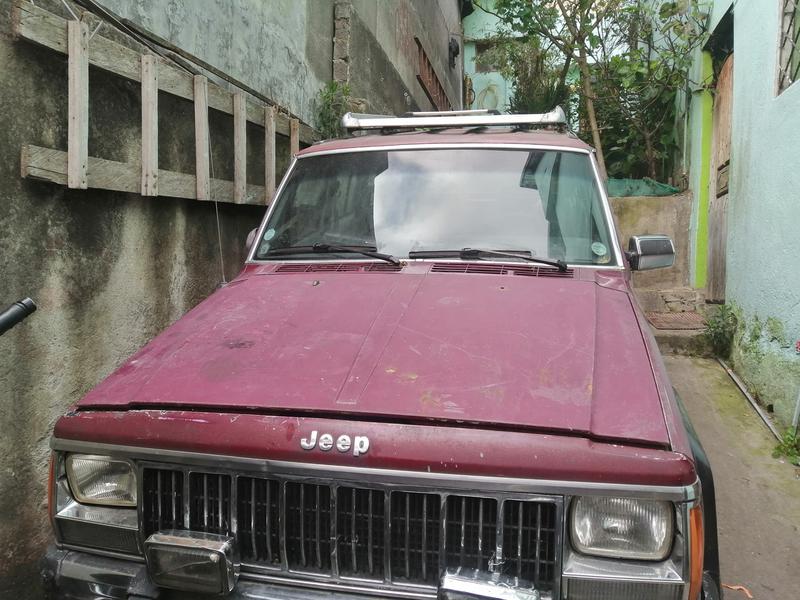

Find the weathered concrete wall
[[342, 0, 463, 113], [723, 0, 800, 428], [0, 2, 265, 596], [95, 0, 335, 126], [610, 194, 691, 293]]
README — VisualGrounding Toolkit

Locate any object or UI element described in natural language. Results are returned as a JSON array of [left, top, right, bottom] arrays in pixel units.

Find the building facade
[[462, 0, 515, 111], [679, 0, 800, 428]]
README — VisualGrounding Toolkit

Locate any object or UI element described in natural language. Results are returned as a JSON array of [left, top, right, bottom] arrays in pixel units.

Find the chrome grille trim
[[54, 439, 699, 502], [138, 462, 563, 597]]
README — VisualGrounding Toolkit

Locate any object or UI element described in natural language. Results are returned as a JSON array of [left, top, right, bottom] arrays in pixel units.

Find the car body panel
[[53, 410, 695, 487], [74, 262, 670, 447]]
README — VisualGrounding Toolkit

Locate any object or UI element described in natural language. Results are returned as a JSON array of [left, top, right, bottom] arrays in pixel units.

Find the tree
[[591, 1, 707, 179], [485, 0, 629, 177], [478, 0, 707, 181]]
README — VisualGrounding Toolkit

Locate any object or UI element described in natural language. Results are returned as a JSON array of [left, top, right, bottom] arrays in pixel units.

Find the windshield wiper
[[408, 248, 567, 272], [266, 243, 401, 266]]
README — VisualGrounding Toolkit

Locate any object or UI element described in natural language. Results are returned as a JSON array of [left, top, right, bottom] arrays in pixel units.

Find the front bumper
[[42, 547, 394, 600]]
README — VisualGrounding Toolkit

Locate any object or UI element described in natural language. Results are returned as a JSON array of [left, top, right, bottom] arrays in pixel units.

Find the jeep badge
[[300, 431, 370, 456]]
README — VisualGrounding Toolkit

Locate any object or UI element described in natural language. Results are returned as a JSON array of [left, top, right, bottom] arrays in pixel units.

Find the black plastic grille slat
[[237, 477, 280, 565], [502, 500, 557, 590], [188, 472, 232, 535], [445, 496, 497, 571], [142, 468, 183, 537], [390, 492, 440, 584], [141, 469, 558, 592], [285, 482, 331, 572], [337, 487, 385, 578]]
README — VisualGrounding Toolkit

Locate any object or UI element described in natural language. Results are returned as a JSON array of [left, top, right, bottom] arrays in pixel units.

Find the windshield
[[254, 148, 617, 265]]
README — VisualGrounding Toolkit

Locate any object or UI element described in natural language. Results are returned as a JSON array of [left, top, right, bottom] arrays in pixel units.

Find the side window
[[778, 0, 800, 93]]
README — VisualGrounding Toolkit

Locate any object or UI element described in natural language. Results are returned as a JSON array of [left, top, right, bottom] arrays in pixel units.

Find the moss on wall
[[730, 308, 800, 429]]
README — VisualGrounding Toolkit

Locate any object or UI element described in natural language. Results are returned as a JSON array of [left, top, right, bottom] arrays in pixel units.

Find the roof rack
[[341, 107, 567, 132]]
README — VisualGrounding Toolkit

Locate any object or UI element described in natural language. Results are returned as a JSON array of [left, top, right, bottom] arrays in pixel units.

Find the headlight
[[571, 496, 674, 561], [66, 454, 137, 507]]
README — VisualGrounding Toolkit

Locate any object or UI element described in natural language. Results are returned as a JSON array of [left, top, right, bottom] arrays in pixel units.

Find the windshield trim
[[246, 145, 624, 268]]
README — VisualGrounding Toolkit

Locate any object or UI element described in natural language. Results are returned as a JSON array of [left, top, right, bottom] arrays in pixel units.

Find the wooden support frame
[[193, 75, 210, 201], [140, 55, 159, 196], [264, 106, 276, 202], [13, 0, 314, 206], [14, 1, 313, 143], [67, 20, 88, 189], [233, 93, 247, 204], [290, 118, 300, 156]]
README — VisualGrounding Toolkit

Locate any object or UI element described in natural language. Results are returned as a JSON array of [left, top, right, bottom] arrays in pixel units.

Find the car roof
[[298, 127, 594, 156]]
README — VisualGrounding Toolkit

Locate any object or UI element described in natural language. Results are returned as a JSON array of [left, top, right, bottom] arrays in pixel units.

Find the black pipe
[[0, 298, 37, 336]]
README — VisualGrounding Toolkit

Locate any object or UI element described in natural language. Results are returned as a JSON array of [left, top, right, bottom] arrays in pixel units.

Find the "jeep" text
[[300, 431, 370, 456]]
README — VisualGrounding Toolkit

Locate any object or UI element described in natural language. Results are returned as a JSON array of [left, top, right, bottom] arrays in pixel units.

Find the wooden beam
[[140, 55, 159, 196], [290, 118, 300, 156], [264, 105, 276, 202], [67, 20, 88, 189], [13, 0, 316, 144], [21, 144, 266, 205], [233, 93, 247, 204], [193, 75, 210, 201]]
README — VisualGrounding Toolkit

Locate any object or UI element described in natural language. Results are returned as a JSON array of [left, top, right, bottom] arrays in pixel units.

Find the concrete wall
[[724, 0, 800, 428], [680, 0, 800, 427], [95, 0, 335, 126], [340, 0, 463, 115], [0, 3, 266, 596], [463, 0, 514, 111], [610, 194, 692, 291]]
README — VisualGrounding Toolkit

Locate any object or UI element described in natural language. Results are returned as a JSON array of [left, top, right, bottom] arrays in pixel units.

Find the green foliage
[[704, 304, 737, 359], [487, 0, 709, 180], [315, 81, 351, 140], [474, 36, 573, 116], [772, 429, 800, 466]]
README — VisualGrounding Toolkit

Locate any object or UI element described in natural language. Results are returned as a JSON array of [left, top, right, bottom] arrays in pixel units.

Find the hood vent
[[274, 262, 403, 273], [430, 263, 574, 278]]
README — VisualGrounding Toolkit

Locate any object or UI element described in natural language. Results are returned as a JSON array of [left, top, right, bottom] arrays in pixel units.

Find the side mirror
[[627, 235, 675, 271], [245, 228, 258, 253]]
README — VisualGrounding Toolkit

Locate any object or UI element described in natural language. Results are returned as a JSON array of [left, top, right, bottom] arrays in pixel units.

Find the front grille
[[142, 467, 560, 593]]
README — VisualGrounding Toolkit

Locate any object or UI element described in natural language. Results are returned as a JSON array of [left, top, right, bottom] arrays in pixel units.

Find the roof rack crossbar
[[341, 107, 566, 131]]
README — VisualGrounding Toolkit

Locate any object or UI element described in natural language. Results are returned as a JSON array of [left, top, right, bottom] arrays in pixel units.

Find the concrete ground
[[664, 356, 800, 600]]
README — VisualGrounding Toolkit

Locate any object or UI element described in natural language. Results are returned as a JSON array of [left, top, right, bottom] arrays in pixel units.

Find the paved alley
[[665, 356, 800, 599]]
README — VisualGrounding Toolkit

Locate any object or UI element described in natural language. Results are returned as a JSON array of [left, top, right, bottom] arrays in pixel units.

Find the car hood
[[77, 262, 669, 447]]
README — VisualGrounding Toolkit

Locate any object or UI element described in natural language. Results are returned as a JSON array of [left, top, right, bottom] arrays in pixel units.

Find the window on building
[[778, 0, 800, 92], [474, 41, 501, 73]]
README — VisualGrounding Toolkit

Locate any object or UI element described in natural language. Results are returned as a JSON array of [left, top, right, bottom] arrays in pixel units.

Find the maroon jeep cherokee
[[43, 109, 721, 600]]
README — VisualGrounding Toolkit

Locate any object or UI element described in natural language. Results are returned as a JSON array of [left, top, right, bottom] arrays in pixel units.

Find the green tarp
[[607, 178, 680, 197]]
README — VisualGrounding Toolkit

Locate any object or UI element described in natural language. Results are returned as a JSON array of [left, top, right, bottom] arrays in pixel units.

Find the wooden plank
[[140, 54, 159, 196], [67, 21, 88, 189], [21, 144, 266, 205], [233, 93, 247, 204], [13, 0, 315, 144], [264, 105, 276, 202], [290, 118, 300, 156], [194, 75, 210, 200]]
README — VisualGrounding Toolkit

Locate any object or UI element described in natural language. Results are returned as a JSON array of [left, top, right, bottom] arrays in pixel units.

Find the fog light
[[144, 530, 238, 595]]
